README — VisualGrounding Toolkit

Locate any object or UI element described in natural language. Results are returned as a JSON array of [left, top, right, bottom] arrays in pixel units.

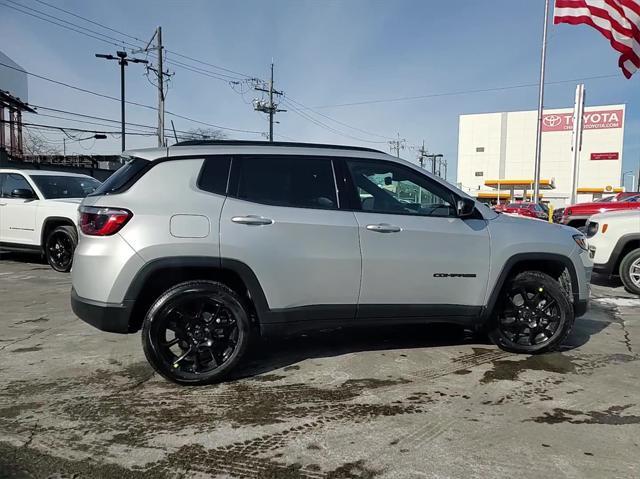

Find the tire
[[488, 271, 574, 354], [619, 248, 640, 295], [141, 280, 251, 385], [45, 225, 77, 273]]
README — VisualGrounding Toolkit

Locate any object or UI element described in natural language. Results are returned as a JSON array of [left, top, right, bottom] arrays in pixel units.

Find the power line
[[285, 95, 395, 141], [0, 118, 155, 136], [309, 74, 620, 109], [282, 99, 387, 144], [0, 61, 263, 134]]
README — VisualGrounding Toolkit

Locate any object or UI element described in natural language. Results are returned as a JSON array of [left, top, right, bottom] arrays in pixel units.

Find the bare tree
[[181, 128, 226, 141], [22, 129, 62, 156]]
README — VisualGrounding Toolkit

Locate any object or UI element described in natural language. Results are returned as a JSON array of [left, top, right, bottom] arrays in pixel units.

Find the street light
[[63, 133, 107, 158], [95, 51, 148, 151]]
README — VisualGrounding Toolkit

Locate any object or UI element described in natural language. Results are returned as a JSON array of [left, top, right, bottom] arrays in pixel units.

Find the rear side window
[[197, 157, 231, 195], [90, 157, 148, 196], [232, 156, 338, 209]]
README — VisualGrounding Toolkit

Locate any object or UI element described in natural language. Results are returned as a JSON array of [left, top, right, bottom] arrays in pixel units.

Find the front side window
[[30, 175, 101, 199], [1, 173, 34, 198], [234, 156, 338, 209], [345, 159, 456, 217]]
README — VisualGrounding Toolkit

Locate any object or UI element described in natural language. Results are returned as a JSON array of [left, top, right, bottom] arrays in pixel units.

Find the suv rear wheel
[[45, 225, 77, 272], [619, 248, 640, 295], [141, 280, 251, 385], [489, 271, 574, 353]]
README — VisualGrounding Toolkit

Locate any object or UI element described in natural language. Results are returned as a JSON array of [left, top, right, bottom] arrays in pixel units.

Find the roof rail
[[171, 139, 384, 153]]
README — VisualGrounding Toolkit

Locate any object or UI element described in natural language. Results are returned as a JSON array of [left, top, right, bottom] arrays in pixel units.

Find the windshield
[[30, 175, 101, 199]]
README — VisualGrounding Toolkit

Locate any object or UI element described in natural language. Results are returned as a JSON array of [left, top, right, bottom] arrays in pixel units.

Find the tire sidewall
[[489, 272, 574, 354], [141, 281, 250, 385], [620, 249, 640, 295], [45, 225, 77, 273]]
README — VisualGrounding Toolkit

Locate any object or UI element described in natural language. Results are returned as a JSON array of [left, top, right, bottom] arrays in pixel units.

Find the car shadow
[[229, 315, 610, 380], [0, 251, 45, 266]]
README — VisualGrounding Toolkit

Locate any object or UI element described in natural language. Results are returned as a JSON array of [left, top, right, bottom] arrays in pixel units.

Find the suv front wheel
[[142, 280, 251, 385], [619, 248, 640, 295], [489, 271, 574, 353]]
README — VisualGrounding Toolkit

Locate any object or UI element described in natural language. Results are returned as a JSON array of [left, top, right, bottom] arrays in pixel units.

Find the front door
[[342, 158, 491, 319], [0, 173, 38, 245], [220, 155, 361, 322]]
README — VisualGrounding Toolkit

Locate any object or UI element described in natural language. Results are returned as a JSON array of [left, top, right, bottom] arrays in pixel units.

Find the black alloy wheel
[[489, 271, 574, 353], [142, 281, 250, 385], [45, 225, 77, 273]]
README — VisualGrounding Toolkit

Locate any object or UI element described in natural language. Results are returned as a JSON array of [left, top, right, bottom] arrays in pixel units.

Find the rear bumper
[[593, 261, 614, 276], [71, 287, 133, 334]]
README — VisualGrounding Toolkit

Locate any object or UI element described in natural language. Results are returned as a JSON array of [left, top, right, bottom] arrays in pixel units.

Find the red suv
[[501, 202, 548, 220], [561, 193, 640, 228]]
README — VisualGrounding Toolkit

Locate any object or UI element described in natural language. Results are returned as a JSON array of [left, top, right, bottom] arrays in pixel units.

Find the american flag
[[554, 0, 640, 78]]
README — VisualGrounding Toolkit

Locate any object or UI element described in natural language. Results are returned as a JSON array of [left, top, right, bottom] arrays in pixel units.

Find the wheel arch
[[614, 234, 640, 275], [41, 216, 76, 247], [482, 253, 579, 324], [124, 257, 269, 333]]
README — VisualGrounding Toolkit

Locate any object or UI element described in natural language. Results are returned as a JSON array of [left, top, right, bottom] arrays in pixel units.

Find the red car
[[500, 202, 548, 220], [561, 193, 640, 228]]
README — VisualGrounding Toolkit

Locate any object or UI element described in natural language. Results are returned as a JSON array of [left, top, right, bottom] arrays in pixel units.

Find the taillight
[[79, 206, 132, 236]]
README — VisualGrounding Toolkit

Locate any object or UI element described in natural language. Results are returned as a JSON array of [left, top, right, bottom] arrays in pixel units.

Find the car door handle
[[366, 223, 402, 233], [231, 215, 274, 226]]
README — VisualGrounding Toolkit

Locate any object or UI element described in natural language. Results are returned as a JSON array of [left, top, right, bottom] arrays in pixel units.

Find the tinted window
[[90, 157, 148, 196], [345, 159, 456, 217], [234, 156, 337, 209], [30, 175, 101, 199], [1, 173, 34, 198], [198, 157, 231, 195]]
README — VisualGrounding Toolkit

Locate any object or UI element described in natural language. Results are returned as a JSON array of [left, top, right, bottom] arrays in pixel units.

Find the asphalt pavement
[[1, 253, 639, 479]]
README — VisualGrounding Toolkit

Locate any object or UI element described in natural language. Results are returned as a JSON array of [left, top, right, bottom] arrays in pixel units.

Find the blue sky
[[1, 0, 638, 185]]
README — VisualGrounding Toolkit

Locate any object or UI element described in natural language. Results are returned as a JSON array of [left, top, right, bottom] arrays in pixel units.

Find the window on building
[[475, 171, 484, 177], [234, 156, 338, 209], [475, 147, 485, 153]]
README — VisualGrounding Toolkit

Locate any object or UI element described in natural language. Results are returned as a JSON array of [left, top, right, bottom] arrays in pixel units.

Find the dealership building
[[457, 104, 625, 207]]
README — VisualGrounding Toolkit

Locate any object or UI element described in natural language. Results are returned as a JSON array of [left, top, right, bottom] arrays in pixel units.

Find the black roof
[[171, 139, 384, 153]]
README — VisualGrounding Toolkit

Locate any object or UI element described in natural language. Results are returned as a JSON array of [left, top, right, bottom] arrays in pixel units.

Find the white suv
[[0, 168, 101, 271], [587, 209, 640, 294], [70, 141, 592, 385]]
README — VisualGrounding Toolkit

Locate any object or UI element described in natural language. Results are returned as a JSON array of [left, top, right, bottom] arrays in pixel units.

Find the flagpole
[[533, 0, 550, 204]]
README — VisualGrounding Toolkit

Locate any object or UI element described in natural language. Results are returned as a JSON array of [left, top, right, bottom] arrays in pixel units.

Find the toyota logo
[[543, 115, 562, 127]]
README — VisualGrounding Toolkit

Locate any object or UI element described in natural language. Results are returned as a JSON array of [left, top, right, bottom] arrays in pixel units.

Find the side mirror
[[456, 197, 476, 217], [11, 188, 36, 200]]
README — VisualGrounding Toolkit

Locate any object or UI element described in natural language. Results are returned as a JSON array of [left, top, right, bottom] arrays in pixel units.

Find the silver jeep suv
[[71, 141, 592, 385]]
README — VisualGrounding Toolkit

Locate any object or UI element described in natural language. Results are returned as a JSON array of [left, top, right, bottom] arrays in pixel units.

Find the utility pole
[[254, 62, 286, 141], [95, 51, 148, 151], [417, 141, 428, 168], [388, 133, 406, 158], [422, 153, 444, 177], [132, 27, 171, 147], [569, 84, 586, 205]]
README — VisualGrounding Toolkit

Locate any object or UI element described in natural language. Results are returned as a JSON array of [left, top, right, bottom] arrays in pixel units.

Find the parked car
[[586, 209, 640, 295], [596, 192, 640, 202], [561, 195, 640, 229], [71, 141, 592, 385], [0, 169, 101, 271], [501, 202, 548, 221]]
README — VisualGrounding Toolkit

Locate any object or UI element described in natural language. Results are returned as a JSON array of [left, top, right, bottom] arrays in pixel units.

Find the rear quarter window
[[90, 157, 149, 196], [197, 157, 231, 195]]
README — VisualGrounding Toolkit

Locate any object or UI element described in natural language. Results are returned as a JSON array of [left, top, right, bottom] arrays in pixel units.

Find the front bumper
[[71, 287, 133, 334]]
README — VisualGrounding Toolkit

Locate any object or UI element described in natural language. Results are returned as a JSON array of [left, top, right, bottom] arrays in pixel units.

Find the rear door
[[220, 155, 361, 322], [0, 173, 39, 245], [341, 158, 491, 319]]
